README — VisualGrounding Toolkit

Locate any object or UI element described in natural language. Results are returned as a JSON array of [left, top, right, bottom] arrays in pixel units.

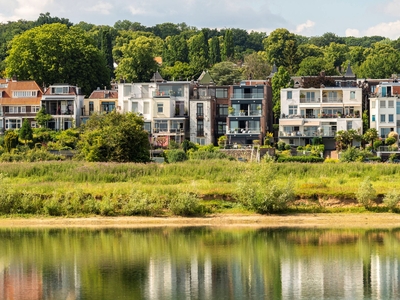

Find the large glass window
[[372, 115, 376, 122], [389, 114, 394, 122], [89, 101, 94, 114], [5, 119, 22, 129], [132, 102, 139, 113], [381, 128, 391, 138], [196, 103, 204, 117], [397, 101, 400, 114], [217, 121, 226, 134], [216, 88, 228, 98], [389, 100, 394, 108], [287, 91, 292, 99], [380, 100, 386, 108], [217, 104, 228, 117], [197, 120, 204, 136], [381, 114, 386, 123]]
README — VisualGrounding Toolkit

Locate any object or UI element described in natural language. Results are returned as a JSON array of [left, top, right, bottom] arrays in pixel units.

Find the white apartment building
[[369, 82, 400, 138], [279, 87, 363, 149]]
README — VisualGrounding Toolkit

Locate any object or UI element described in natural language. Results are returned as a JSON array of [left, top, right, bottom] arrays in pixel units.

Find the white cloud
[[294, 20, 315, 34], [86, 2, 113, 15], [128, 6, 147, 16], [345, 28, 360, 37], [365, 20, 400, 39]]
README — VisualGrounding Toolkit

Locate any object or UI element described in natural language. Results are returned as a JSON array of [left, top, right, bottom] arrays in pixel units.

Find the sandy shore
[[0, 213, 400, 228]]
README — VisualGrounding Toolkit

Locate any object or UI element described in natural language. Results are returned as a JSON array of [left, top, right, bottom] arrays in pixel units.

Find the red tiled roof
[[88, 90, 118, 99], [0, 79, 42, 105]]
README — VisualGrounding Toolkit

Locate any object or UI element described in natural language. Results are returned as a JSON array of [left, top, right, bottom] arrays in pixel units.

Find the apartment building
[[279, 86, 363, 149]]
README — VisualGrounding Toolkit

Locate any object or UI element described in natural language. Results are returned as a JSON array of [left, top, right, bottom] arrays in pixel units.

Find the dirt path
[[0, 213, 400, 228]]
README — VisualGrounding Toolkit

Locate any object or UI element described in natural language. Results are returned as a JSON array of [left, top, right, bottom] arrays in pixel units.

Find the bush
[[340, 147, 367, 162], [122, 190, 163, 216], [383, 189, 400, 211], [168, 192, 202, 216], [165, 149, 188, 163], [373, 140, 382, 150], [385, 137, 396, 146], [355, 177, 376, 209], [324, 158, 339, 163], [236, 173, 295, 214], [277, 156, 324, 163]]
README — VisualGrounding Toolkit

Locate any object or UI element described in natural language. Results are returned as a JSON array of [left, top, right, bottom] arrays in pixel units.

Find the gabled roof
[[197, 71, 214, 85], [0, 79, 43, 105]]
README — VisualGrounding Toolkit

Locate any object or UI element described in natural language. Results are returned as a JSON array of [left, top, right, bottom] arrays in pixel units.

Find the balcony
[[322, 97, 343, 103], [279, 130, 337, 137], [229, 110, 261, 117], [226, 128, 260, 134], [300, 97, 320, 103], [153, 128, 184, 134], [231, 92, 264, 99]]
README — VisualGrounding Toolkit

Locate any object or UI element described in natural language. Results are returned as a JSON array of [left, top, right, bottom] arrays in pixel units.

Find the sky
[[2, 0, 400, 39]]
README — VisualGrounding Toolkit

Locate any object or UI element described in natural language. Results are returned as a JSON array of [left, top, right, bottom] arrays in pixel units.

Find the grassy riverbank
[[0, 160, 399, 217]]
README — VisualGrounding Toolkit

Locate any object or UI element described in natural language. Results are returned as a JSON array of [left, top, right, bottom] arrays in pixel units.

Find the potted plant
[[228, 106, 235, 115], [257, 105, 261, 114], [240, 110, 245, 116]]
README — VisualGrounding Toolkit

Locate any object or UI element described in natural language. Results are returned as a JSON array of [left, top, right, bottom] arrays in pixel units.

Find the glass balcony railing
[[231, 92, 264, 99], [226, 128, 260, 134]]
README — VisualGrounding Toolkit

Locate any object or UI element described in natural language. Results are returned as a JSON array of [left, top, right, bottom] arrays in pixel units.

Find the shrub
[[277, 156, 324, 163], [373, 140, 382, 150], [340, 147, 366, 162], [355, 177, 376, 209], [324, 158, 339, 163], [168, 192, 202, 216], [383, 189, 400, 211], [236, 175, 295, 214], [385, 137, 396, 146], [165, 149, 188, 163], [123, 190, 163, 216]]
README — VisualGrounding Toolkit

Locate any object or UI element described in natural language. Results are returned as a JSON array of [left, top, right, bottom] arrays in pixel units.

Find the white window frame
[[12, 91, 37, 98], [157, 103, 163, 113]]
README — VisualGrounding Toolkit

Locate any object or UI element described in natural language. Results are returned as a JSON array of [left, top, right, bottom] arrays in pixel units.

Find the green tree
[[188, 30, 209, 76], [161, 61, 193, 81], [78, 111, 150, 162], [209, 36, 221, 65], [271, 66, 291, 119], [209, 61, 242, 85], [363, 128, 379, 146], [323, 42, 348, 73], [163, 34, 189, 66], [263, 28, 298, 73], [358, 43, 400, 78], [4, 130, 19, 152], [335, 129, 361, 151], [5, 23, 109, 95], [222, 29, 234, 60], [242, 52, 271, 79], [115, 36, 159, 82], [19, 118, 33, 145], [35, 107, 53, 128], [297, 56, 335, 76]]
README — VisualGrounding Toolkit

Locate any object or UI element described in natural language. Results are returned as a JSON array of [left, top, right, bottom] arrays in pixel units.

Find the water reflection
[[0, 227, 399, 299]]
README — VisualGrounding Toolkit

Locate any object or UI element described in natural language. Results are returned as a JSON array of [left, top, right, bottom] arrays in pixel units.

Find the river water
[[0, 227, 399, 300]]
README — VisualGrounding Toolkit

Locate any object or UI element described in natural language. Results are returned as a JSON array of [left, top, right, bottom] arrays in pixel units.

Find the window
[[5, 119, 22, 129], [196, 103, 203, 117], [196, 138, 206, 145], [371, 101, 376, 109], [380, 100, 386, 108], [89, 101, 94, 115], [350, 91, 355, 99], [389, 100, 394, 108], [381, 114, 386, 123], [197, 120, 204, 136], [389, 114, 394, 122], [372, 115, 376, 122], [289, 105, 298, 115], [381, 128, 391, 138], [217, 104, 228, 117], [31, 106, 40, 113], [347, 121, 353, 130], [12, 91, 37, 98], [132, 102, 139, 113], [306, 92, 315, 102], [397, 101, 400, 114], [9, 106, 26, 113], [143, 122, 151, 132], [216, 88, 228, 98], [287, 91, 292, 99], [157, 103, 163, 113], [31, 121, 37, 128], [217, 121, 226, 134], [143, 102, 149, 114], [51, 86, 69, 94], [102, 102, 115, 113]]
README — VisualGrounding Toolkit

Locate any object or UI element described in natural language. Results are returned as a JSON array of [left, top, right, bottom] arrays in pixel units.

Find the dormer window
[[12, 91, 37, 97], [51, 86, 69, 94]]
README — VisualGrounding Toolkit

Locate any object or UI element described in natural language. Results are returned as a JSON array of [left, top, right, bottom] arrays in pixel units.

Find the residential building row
[[1, 70, 399, 151]]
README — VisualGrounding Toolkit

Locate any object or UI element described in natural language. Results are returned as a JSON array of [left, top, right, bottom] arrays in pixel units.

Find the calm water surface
[[0, 227, 400, 300]]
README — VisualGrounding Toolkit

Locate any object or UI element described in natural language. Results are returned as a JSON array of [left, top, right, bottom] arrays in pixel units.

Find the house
[[279, 86, 363, 150], [0, 78, 43, 131], [118, 72, 192, 148], [190, 71, 230, 145], [369, 82, 400, 138], [41, 84, 84, 130], [81, 88, 118, 124], [226, 80, 273, 146]]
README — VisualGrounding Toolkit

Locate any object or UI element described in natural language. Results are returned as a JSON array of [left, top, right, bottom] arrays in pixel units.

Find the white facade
[[369, 82, 400, 138], [41, 84, 84, 130], [189, 99, 212, 145], [279, 87, 363, 149], [118, 81, 191, 146]]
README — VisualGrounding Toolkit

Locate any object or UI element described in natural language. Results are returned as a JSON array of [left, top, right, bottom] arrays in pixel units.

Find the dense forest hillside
[[1, 12, 399, 94]]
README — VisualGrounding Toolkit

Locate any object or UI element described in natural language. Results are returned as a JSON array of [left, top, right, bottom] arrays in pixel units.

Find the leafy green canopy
[[5, 23, 109, 95], [78, 111, 150, 162]]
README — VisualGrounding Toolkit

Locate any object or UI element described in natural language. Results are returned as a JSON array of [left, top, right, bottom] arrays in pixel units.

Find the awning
[[304, 122, 320, 126], [279, 119, 304, 126]]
